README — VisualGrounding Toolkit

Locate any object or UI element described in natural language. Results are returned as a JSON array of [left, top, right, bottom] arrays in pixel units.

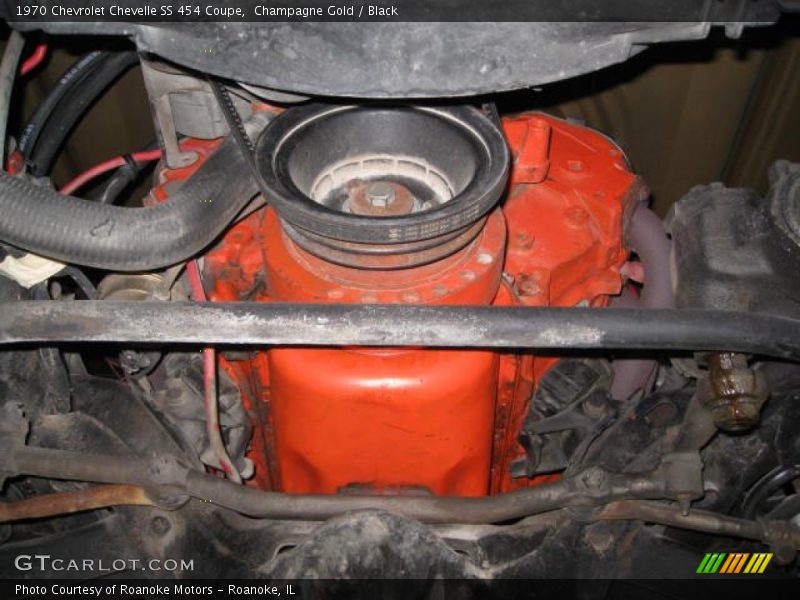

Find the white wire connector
[[0, 253, 65, 288]]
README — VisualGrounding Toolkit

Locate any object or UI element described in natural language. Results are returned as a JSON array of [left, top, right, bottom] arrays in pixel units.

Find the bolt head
[[150, 516, 172, 536], [773, 543, 797, 566], [365, 181, 396, 207], [516, 275, 541, 296]]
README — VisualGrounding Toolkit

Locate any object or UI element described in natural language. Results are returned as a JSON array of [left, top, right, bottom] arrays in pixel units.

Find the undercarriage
[[0, 2, 799, 593]]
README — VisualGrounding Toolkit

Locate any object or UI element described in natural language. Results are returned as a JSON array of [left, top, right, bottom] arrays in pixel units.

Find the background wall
[[14, 37, 151, 191], [501, 18, 800, 214], [7, 18, 800, 214]]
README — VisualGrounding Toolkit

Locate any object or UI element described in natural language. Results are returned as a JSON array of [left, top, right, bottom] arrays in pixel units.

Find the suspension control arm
[[3, 444, 669, 523], [3, 444, 800, 549]]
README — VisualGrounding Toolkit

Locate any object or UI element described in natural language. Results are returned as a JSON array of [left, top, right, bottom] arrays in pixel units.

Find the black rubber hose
[[27, 51, 139, 177], [741, 465, 800, 519], [0, 31, 25, 164], [97, 141, 159, 205], [96, 159, 139, 205], [61, 266, 97, 299], [610, 206, 674, 401], [0, 114, 267, 271], [17, 50, 107, 157]]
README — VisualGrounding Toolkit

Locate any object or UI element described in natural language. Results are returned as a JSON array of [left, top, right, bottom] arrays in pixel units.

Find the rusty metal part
[[97, 273, 167, 301], [3, 302, 800, 361], [510, 115, 552, 184], [346, 179, 416, 217], [515, 273, 543, 297], [674, 389, 718, 454], [281, 217, 487, 270], [660, 451, 705, 516], [183, 465, 669, 524], [96, 269, 185, 377], [0, 485, 155, 523], [97, 270, 184, 302], [596, 500, 800, 549], [3, 442, 798, 548], [4, 439, 797, 548], [702, 352, 769, 432], [1, 442, 672, 524], [7, 446, 157, 486]]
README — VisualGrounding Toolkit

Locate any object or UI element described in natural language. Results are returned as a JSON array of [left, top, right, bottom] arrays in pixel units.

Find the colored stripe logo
[[696, 552, 772, 574]]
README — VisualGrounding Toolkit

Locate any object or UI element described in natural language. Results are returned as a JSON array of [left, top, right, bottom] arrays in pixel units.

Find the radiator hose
[[610, 205, 674, 400], [0, 114, 267, 272]]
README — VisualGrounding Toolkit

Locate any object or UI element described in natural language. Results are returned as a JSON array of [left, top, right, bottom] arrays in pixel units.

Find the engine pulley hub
[[254, 104, 509, 269]]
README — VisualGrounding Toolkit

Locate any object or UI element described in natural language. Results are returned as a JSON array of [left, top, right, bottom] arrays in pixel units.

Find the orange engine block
[[162, 112, 639, 496]]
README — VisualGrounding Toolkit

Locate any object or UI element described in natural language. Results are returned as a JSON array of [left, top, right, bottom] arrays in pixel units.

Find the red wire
[[186, 260, 209, 303], [58, 149, 163, 195], [19, 44, 48, 76], [186, 260, 242, 484], [61, 147, 239, 484]]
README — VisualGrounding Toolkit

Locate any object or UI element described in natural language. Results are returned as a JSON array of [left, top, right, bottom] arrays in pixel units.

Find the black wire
[[96, 140, 159, 205], [61, 266, 96, 300], [13, 50, 132, 296], [741, 464, 800, 519], [17, 50, 106, 157], [31, 280, 50, 301], [96, 161, 138, 205], [31, 265, 96, 300], [26, 51, 139, 177], [120, 152, 137, 171]]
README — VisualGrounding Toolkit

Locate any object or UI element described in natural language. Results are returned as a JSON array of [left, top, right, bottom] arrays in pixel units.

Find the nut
[[365, 181, 396, 207]]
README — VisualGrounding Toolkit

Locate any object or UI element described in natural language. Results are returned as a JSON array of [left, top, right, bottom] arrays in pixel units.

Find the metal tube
[[2, 302, 800, 360], [4, 444, 666, 524], [596, 500, 800, 548], [6, 445, 799, 547], [183, 467, 666, 524], [0, 485, 154, 523]]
